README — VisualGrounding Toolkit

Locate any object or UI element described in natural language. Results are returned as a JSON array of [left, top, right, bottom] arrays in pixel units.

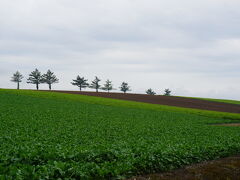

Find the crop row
[[0, 90, 240, 179]]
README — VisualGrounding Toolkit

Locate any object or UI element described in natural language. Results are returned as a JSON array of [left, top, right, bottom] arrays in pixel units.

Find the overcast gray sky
[[0, 0, 240, 99]]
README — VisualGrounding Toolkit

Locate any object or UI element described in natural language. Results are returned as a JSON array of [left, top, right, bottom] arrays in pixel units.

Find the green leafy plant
[[0, 89, 240, 179]]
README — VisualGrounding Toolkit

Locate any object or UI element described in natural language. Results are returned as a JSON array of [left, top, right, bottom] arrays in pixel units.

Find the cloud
[[0, 0, 240, 99]]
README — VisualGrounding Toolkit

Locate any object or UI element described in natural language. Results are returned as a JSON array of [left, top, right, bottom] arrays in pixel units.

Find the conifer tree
[[102, 79, 113, 93], [119, 82, 131, 94], [27, 69, 42, 90], [11, 71, 24, 89], [71, 76, 89, 91], [89, 76, 101, 92], [146, 88, 156, 95], [42, 70, 59, 90], [164, 88, 171, 96]]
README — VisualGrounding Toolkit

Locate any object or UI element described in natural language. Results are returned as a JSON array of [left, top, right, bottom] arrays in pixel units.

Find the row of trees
[[11, 69, 131, 93], [11, 69, 171, 95], [11, 69, 58, 90], [145, 88, 171, 96], [71, 75, 131, 93]]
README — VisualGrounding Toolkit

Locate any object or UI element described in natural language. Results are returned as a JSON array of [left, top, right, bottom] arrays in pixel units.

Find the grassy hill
[[0, 89, 240, 179]]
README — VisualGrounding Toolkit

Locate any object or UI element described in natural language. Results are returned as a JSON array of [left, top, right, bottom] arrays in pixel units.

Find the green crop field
[[0, 89, 240, 179]]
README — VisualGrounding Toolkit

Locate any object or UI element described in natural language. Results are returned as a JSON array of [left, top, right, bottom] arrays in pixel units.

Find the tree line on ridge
[[11, 69, 171, 95]]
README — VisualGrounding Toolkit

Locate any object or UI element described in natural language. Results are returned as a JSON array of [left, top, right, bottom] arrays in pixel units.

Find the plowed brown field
[[130, 155, 240, 180], [50, 90, 240, 113]]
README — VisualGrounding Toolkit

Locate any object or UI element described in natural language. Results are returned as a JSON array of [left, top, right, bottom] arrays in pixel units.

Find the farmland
[[49, 90, 240, 114], [0, 89, 240, 179], [190, 97, 240, 105]]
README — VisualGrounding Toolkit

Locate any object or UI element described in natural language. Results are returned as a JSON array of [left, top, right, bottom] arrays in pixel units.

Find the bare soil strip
[[130, 155, 240, 180], [50, 91, 240, 114]]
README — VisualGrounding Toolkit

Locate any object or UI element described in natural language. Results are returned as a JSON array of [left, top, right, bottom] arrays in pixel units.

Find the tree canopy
[[164, 88, 171, 96], [102, 79, 113, 93], [89, 76, 101, 92], [146, 88, 156, 95], [42, 70, 59, 90], [71, 76, 89, 91], [11, 71, 24, 89], [119, 82, 131, 94], [27, 69, 42, 90]]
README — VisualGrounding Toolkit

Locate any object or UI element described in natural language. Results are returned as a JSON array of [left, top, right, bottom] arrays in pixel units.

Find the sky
[[0, 0, 240, 99]]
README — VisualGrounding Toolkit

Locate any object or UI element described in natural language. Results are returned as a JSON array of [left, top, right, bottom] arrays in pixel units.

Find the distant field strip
[[191, 97, 240, 105], [4, 89, 240, 120], [0, 89, 240, 179], [49, 90, 240, 114]]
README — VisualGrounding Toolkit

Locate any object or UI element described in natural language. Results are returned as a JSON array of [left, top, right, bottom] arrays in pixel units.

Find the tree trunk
[[108, 89, 109, 93], [49, 84, 51, 90], [17, 82, 19, 90], [96, 88, 98, 92], [36, 83, 39, 90], [80, 86, 82, 91]]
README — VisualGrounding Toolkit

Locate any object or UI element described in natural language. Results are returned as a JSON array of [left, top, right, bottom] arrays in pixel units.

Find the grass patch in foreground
[[0, 89, 240, 179]]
